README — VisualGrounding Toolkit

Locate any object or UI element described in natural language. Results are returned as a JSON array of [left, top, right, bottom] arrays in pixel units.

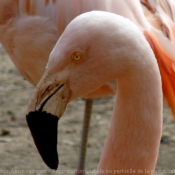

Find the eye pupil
[[75, 55, 80, 60], [72, 53, 82, 62]]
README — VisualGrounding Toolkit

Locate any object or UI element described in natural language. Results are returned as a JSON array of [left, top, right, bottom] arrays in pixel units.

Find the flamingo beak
[[26, 75, 71, 170], [26, 111, 59, 170]]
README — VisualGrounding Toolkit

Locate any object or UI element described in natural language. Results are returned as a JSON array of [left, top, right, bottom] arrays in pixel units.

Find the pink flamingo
[[26, 11, 162, 174], [0, 0, 174, 172]]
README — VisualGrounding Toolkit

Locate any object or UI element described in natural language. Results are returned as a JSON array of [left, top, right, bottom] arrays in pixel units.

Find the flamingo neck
[[97, 66, 162, 175]]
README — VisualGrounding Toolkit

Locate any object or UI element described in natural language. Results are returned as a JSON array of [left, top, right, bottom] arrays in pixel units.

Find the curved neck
[[97, 65, 162, 174]]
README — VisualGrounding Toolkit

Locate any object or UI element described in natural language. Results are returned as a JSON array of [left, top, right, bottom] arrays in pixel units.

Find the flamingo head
[[26, 11, 145, 169]]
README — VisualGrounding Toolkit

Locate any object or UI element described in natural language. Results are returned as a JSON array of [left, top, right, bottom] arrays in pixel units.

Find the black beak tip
[[26, 111, 59, 170], [47, 159, 58, 170]]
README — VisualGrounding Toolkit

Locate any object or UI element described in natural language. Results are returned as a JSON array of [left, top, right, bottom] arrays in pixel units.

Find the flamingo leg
[[76, 99, 93, 175]]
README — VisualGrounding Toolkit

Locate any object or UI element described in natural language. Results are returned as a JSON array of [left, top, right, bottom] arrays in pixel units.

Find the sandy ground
[[0, 45, 175, 175]]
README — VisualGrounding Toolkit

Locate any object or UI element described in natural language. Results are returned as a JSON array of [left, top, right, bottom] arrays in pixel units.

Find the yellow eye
[[72, 53, 82, 62]]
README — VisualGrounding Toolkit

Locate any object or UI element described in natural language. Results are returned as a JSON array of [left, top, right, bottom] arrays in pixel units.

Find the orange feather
[[144, 30, 175, 118]]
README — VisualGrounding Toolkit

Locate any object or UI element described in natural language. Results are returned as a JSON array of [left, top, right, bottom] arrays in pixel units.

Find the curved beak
[[26, 73, 71, 170], [26, 111, 59, 169]]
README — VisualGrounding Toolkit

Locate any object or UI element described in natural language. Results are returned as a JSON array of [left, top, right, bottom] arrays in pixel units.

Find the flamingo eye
[[72, 53, 82, 62]]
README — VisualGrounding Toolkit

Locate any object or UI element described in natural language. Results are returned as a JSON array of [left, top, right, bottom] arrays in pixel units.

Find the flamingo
[[26, 11, 162, 174], [0, 0, 174, 172]]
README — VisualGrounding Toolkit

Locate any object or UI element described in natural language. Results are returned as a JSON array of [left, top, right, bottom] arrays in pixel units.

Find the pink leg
[[75, 99, 93, 175]]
